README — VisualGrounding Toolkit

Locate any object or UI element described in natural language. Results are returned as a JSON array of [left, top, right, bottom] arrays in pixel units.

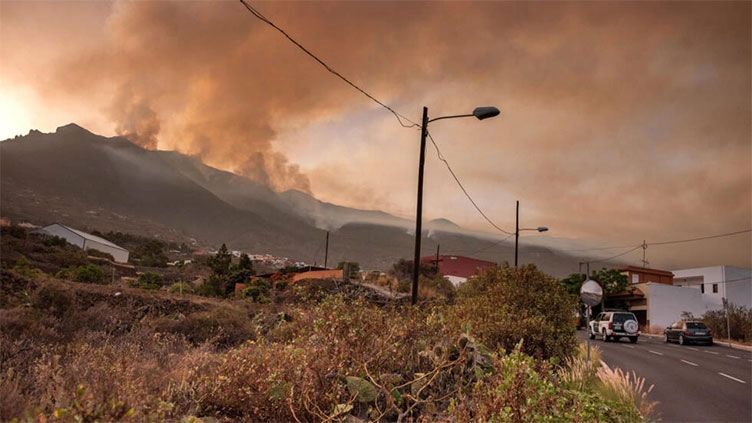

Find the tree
[[208, 244, 232, 277], [390, 258, 437, 280], [132, 240, 168, 267], [237, 253, 254, 272], [559, 268, 629, 298]]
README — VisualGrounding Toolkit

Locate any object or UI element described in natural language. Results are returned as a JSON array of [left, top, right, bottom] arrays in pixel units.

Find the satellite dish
[[580, 279, 603, 307]]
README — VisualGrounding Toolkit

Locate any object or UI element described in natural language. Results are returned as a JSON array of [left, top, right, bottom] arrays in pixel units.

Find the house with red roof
[[420, 255, 496, 286]]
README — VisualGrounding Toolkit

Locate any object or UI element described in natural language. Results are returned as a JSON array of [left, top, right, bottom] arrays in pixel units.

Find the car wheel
[[589, 330, 595, 340], [679, 335, 685, 345], [664, 334, 669, 343], [629, 337, 638, 344], [708, 340, 714, 346], [602, 330, 609, 342]]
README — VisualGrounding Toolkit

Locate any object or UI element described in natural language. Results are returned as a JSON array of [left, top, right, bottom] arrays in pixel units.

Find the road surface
[[577, 330, 752, 422]]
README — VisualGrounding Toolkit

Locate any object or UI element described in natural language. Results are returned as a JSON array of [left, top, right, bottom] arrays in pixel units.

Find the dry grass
[[596, 364, 658, 421]]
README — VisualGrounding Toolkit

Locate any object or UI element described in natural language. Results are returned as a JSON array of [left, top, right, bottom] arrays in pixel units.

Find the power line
[[238, 0, 419, 129], [565, 229, 751, 253], [427, 131, 514, 235], [590, 245, 643, 264], [649, 229, 752, 246]]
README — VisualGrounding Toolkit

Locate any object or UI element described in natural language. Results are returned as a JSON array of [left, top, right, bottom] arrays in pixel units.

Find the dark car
[[664, 320, 713, 345]]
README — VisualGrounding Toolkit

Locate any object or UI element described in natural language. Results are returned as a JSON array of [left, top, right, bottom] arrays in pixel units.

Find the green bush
[[450, 264, 577, 361], [448, 345, 641, 422], [168, 282, 193, 294], [130, 272, 164, 290], [12, 258, 44, 279], [43, 235, 68, 248], [241, 279, 271, 303], [73, 264, 106, 284]]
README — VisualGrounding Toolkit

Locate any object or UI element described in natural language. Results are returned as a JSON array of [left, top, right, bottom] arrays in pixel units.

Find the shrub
[[32, 284, 73, 318], [130, 272, 164, 290], [168, 282, 193, 294], [86, 248, 115, 261], [397, 279, 411, 293], [698, 302, 752, 342], [12, 257, 44, 279], [43, 235, 68, 248], [449, 264, 577, 361], [241, 279, 271, 303], [73, 264, 106, 284], [448, 344, 643, 422]]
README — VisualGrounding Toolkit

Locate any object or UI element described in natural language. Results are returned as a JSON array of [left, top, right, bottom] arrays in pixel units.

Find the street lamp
[[411, 106, 500, 305], [514, 200, 548, 267]]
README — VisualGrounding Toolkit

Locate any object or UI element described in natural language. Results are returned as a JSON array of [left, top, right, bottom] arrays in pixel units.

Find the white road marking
[[681, 359, 698, 367], [726, 355, 740, 359], [704, 351, 719, 355], [719, 373, 746, 384], [649, 350, 664, 356], [687, 347, 698, 351], [622, 345, 635, 349]]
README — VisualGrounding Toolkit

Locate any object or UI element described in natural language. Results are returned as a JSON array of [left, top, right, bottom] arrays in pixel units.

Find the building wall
[[725, 266, 752, 308], [647, 283, 707, 329], [290, 269, 343, 283], [37, 224, 86, 248], [673, 266, 752, 309], [83, 239, 129, 263], [35, 224, 129, 263]]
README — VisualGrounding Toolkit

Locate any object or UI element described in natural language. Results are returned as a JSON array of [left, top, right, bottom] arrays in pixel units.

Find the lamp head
[[537, 226, 549, 232], [472, 106, 500, 120]]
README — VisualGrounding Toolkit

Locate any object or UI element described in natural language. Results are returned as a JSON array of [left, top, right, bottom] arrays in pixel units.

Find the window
[[701, 284, 705, 294], [713, 284, 718, 293], [632, 274, 639, 284]]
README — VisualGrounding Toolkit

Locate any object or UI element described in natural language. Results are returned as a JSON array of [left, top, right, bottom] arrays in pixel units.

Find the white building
[[673, 266, 752, 309], [33, 224, 129, 263]]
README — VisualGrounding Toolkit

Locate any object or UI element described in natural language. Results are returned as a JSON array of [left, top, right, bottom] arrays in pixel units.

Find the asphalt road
[[577, 330, 752, 422]]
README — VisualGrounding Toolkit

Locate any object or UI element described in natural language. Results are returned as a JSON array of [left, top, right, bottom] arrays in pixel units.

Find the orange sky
[[1, 1, 750, 268]]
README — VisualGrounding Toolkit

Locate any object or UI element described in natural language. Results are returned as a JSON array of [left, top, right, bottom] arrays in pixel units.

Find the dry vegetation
[[1, 247, 656, 422]]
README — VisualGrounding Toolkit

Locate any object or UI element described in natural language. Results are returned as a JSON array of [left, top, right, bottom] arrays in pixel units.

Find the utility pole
[[411, 107, 429, 305], [514, 200, 519, 267], [641, 240, 648, 267], [324, 231, 330, 268], [435, 244, 440, 271]]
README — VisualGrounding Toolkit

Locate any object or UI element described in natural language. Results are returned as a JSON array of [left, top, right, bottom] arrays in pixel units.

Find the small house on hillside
[[420, 255, 496, 286], [32, 223, 129, 263]]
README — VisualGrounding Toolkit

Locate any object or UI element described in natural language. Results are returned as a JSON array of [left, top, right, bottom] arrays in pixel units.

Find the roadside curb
[[640, 332, 752, 352]]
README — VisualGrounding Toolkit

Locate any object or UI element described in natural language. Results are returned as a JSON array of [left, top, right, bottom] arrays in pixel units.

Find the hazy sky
[[1, 1, 750, 268]]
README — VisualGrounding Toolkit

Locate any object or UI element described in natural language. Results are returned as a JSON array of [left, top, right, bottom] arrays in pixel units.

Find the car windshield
[[612, 313, 636, 323], [686, 322, 708, 329]]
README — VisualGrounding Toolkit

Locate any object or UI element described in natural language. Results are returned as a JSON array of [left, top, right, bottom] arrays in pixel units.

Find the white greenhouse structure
[[33, 223, 129, 263]]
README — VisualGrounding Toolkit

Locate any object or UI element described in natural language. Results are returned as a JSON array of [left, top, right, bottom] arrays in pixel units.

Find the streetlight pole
[[411, 106, 500, 305], [411, 107, 429, 305], [514, 200, 519, 267], [513, 200, 548, 268]]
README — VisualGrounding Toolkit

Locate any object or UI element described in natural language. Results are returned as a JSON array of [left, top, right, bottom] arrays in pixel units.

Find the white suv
[[588, 311, 640, 343]]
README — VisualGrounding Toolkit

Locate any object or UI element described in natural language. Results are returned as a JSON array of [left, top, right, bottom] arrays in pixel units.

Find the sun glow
[[0, 87, 35, 141]]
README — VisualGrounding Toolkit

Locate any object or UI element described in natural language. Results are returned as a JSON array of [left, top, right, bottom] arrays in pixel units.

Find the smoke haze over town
[[1, 1, 750, 269]]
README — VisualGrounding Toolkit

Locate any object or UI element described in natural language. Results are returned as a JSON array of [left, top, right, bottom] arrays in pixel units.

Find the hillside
[[1, 124, 582, 275]]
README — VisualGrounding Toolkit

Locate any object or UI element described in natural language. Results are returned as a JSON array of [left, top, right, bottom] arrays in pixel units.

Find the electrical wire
[[427, 131, 514, 235], [564, 229, 751, 253], [238, 0, 420, 129], [649, 229, 752, 246], [590, 245, 643, 264]]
